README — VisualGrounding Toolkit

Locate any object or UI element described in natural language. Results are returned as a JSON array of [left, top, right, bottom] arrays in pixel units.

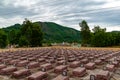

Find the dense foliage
[[2, 21, 80, 44], [0, 19, 120, 48], [79, 20, 91, 46], [0, 29, 8, 48], [1, 19, 43, 48], [20, 19, 43, 47], [79, 20, 120, 47], [39, 22, 80, 43]]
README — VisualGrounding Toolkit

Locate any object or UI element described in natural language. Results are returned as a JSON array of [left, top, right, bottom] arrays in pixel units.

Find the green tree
[[0, 29, 8, 48], [30, 23, 43, 47], [21, 19, 32, 44], [92, 25, 106, 33], [8, 29, 17, 45], [79, 20, 91, 46], [91, 26, 107, 47], [110, 32, 120, 46], [91, 32, 107, 47], [19, 36, 29, 47], [20, 19, 43, 47]]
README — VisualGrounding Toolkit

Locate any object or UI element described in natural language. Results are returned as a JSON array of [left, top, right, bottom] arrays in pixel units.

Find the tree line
[[0, 19, 120, 48], [80, 20, 120, 47], [0, 19, 43, 48]]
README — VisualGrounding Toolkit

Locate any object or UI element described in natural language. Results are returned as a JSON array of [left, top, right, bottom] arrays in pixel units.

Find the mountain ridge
[[2, 21, 81, 43]]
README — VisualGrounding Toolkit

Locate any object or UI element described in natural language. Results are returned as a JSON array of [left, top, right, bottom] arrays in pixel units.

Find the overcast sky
[[0, 0, 120, 31]]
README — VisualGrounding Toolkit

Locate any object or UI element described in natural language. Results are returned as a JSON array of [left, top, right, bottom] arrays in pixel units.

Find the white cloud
[[0, 17, 23, 28], [0, 0, 120, 32], [88, 23, 120, 32], [14, 0, 39, 8], [100, 0, 120, 8], [107, 26, 120, 31], [2, 0, 39, 7]]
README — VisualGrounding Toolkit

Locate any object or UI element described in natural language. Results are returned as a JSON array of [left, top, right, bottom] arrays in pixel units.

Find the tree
[[19, 36, 29, 47], [21, 19, 32, 44], [92, 25, 106, 33], [91, 26, 107, 47], [20, 19, 43, 47], [79, 20, 91, 46], [0, 29, 8, 48], [110, 32, 120, 46], [91, 32, 107, 47], [8, 29, 17, 45], [30, 23, 43, 46]]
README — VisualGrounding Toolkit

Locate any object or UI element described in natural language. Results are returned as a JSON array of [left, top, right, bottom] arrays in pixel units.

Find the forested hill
[[2, 22, 80, 43]]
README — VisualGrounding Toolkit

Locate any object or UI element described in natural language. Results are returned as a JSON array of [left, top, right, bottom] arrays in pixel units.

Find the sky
[[0, 0, 120, 31]]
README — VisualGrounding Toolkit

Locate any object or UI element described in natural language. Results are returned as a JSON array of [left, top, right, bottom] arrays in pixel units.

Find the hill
[[2, 22, 81, 43]]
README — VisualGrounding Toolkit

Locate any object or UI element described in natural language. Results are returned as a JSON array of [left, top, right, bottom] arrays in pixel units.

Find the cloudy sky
[[0, 0, 120, 31]]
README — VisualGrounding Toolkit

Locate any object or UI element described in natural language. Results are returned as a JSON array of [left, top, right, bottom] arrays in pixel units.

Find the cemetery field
[[0, 47, 120, 80]]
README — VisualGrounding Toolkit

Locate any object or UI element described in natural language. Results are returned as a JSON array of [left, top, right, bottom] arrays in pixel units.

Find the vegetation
[[79, 20, 91, 46], [0, 19, 120, 48], [0, 29, 8, 48], [20, 19, 43, 47], [1, 19, 43, 48], [19, 36, 29, 47], [2, 21, 80, 44], [39, 22, 80, 43], [79, 20, 120, 47]]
